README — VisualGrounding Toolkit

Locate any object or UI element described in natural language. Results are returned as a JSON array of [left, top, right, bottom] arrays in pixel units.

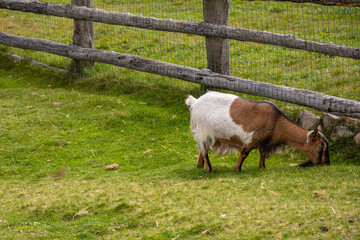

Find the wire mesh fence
[[92, 0, 360, 102], [0, 0, 358, 101], [228, 1, 359, 101]]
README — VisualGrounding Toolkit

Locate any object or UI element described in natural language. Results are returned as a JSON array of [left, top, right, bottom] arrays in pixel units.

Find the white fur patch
[[185, 95, 196, 108], [188, 92, 254, 154]]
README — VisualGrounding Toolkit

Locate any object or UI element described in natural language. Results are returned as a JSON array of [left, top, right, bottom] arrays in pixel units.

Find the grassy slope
[[0, 54, 359, 239]]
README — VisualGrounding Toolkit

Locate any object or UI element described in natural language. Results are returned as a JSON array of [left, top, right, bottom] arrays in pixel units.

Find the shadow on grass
[[167, 162, 292, 181], [164, 148, 345, 182]]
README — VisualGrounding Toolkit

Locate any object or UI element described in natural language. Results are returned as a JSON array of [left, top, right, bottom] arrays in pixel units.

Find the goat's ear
[[308, 128, 319, 142], [317, 125, 322, 132], [309, 128, 319, 142], [306, 128, 321, 143]]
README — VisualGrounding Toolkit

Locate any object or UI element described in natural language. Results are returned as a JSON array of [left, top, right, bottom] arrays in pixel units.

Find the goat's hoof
[[290, 164, 299, 167], [197, 164, 204, 168]]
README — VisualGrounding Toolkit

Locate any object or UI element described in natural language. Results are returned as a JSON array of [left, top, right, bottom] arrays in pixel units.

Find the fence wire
[[227, 1, 359, 101], [1, 0, 358, 100]]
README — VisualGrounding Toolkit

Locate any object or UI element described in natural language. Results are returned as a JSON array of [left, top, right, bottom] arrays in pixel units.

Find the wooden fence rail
[[1, 31, 359, 118], [263, 0, 360, 6], [1, 0, 359, 60]]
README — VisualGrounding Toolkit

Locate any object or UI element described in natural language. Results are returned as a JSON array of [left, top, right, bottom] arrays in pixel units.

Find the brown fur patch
[[229, 98, 278, 148], [211, 136, 245, 155], [230, 98, 278, 132], [215, 136, 243, 149], [228, 98, 314, 160]]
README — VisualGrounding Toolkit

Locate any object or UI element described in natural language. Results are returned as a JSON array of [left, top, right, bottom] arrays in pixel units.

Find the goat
[[185, 91, 330, 173]]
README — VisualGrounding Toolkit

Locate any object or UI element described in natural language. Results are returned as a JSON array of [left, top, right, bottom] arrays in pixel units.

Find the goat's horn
[[306, 130, 314, 144], [318, 132, 329, 143]]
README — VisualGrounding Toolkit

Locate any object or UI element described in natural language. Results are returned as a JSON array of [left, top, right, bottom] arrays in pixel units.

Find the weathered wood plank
[[261, 0, 360, 7], [1, 31, 359, 118], [203, 0, 230, 75], [0, 0, 359, 60], [71, 0, 94, 72], [5, 52, 85, 77]]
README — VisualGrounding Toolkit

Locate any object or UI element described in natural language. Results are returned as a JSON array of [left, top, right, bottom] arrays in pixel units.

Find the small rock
[[336, 126, 354, 138], [314, 190, 327, 199], [300, 110, 320, 130], [52, 102, 61, 107], [73, 209, 88, 219], [343, 117, 360, 129], [202, 229, 211, 235], [354, 133, 360, 145], [322, 113, 341, 129], [105, 163, 119, 170]]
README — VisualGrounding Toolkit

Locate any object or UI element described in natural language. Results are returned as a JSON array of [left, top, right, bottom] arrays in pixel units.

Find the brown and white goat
[[185, 91, 330, 173]]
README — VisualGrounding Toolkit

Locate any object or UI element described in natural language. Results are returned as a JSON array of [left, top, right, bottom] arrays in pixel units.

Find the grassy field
[[0, 52, 360, 239]]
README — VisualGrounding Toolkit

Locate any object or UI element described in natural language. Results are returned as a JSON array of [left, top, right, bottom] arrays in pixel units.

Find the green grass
[[0, 51, 360, 239], [0, 1, 360, 239]]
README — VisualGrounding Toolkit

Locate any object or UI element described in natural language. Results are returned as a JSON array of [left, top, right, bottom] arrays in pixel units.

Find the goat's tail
[[185, 95, 197, 107]]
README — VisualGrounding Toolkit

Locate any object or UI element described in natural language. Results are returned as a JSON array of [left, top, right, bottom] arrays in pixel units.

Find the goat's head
[[305, 127, 330, 166]]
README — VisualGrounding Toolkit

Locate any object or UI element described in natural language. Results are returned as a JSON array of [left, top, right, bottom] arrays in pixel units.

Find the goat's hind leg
[[203, 151, 213, 173], [198, 142, 213, 173], [197, 153, 204, 168]]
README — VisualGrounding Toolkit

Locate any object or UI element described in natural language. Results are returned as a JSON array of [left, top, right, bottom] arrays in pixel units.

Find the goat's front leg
[[197, 153, 204, 168], [259, 152, 266, 169], [234, 151, 249, 172]]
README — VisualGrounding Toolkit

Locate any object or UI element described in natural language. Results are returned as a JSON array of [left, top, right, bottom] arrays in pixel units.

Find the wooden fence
[[0, 0, 360, 118], [264, 0, 360, 6]]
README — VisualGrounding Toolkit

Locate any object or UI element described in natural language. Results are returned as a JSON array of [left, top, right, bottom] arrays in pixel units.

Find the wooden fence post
[[203, 0, 230, 75], [71, 0, 94, 73]]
